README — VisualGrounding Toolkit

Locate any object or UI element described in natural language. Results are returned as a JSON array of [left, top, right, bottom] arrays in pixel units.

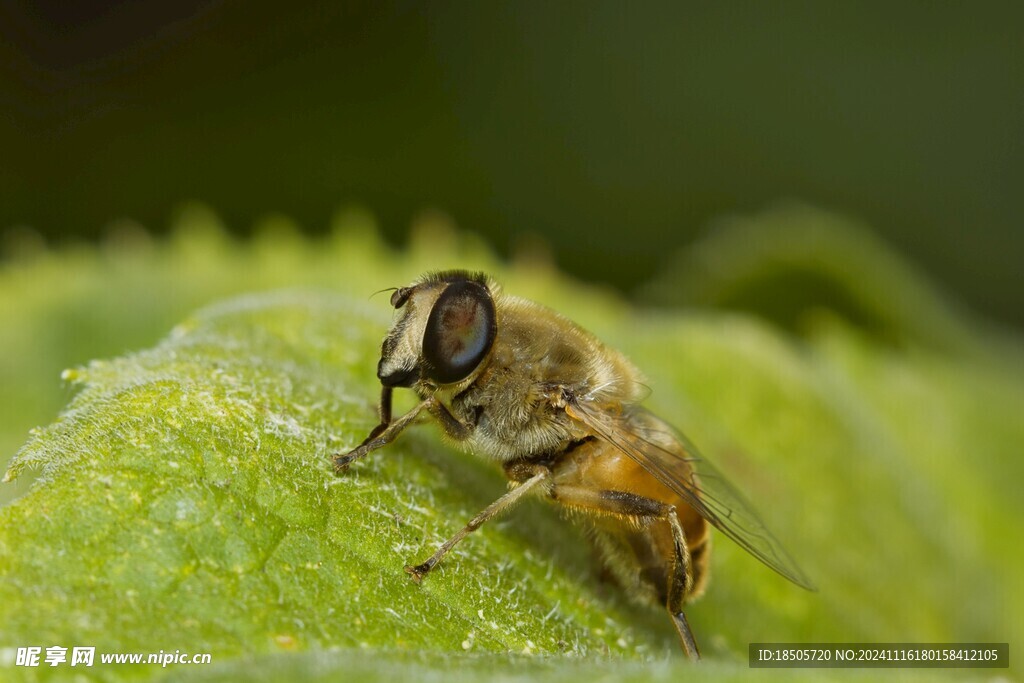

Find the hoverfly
[[335, 271, 813, 659]]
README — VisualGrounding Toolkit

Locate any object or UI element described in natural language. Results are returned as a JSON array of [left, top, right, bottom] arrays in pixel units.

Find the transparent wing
[[565, 396, 815, 591]]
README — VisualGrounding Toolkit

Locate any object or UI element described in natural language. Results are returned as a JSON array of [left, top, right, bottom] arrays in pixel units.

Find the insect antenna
[[369, 287, 399, 301]]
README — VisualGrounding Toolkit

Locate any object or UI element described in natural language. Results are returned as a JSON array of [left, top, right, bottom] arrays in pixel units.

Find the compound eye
[[422, 280, 496, 384]]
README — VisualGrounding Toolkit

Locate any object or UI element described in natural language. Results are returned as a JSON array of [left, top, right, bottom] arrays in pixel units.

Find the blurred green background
[[1, 1, 1022, 325]]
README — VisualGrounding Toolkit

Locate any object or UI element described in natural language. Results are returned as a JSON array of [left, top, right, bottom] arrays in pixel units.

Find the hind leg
[[546, 485, 701, 660]]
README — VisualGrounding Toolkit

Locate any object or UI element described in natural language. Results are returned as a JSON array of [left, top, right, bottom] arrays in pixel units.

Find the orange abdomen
[[551, 438, 711, 603]]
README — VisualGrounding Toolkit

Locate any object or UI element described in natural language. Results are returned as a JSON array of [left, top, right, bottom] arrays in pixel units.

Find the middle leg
[[404, 465, 552, 582]]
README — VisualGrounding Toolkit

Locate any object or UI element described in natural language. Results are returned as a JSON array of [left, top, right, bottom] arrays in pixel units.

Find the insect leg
[[333, 396, 431, 471], [423, 399, 474, 441], [546, 485, 701, 661], [366, 385, 394, 440], [404, 466, 552, 583], [663, 516, 701, 662]]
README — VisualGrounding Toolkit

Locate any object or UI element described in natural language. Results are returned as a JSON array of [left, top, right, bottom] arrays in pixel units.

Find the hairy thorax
[[445, 296, 644, 462]]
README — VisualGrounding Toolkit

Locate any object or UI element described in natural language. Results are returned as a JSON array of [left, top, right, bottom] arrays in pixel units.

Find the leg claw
[[333, 451, 358, 473], [404, 564, 428, 584]]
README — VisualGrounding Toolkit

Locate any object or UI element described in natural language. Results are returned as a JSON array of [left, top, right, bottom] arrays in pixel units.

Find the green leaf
[[1, 205, 1019, 681]]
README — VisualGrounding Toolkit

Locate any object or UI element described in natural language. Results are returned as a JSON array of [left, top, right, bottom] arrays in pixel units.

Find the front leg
[[363, 386, 394, 442], [424, 398, 474, 441], [333, 396, 429, 471], [333, 395, 475, 471]]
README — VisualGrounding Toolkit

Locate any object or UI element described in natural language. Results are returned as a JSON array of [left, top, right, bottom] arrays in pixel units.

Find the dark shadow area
[[1, 1, 1022, 327]]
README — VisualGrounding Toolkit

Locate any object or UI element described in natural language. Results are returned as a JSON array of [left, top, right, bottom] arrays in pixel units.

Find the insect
[[334, 270, 813, 659]]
